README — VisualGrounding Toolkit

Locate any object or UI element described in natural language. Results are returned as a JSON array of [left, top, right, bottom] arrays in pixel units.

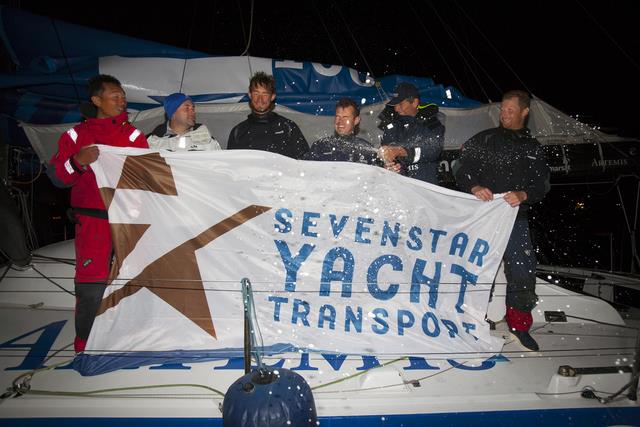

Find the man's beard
[[250, 101, 274, 114]]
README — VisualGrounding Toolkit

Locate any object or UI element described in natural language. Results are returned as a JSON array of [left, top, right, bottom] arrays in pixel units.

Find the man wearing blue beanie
[[147, 92, 221, 151]]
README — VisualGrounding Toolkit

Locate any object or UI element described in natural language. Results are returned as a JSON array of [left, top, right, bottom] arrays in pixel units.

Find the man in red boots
[[454, 90, 550, 351], [47, 75, 148, 352]]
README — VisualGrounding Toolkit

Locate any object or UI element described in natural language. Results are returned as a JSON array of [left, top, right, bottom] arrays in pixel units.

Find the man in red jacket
[[47, 74, 148, 352]]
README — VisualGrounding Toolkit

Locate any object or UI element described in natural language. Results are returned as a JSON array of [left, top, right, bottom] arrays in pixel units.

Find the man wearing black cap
[[147, 92, 221, 151], [378, 82, 445, 184]]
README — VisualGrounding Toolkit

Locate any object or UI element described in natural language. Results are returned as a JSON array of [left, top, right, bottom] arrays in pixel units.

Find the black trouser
[[72, 210, 111, 341], [74, 281, 108, 340], [503, 218, 538, 312]]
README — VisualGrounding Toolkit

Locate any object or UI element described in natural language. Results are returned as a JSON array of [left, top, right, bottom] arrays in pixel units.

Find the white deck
[[0, 240, 638, 424]]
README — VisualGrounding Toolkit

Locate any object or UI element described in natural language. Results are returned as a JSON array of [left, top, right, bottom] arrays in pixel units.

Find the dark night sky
[[2, 0, 638, 270], [7, 0, 640, 138]]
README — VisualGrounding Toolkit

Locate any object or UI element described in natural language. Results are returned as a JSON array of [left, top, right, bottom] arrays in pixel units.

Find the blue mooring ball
[[223, 368, 318, 426]]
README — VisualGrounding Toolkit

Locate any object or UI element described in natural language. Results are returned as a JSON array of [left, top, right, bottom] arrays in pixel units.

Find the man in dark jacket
[[378, 82, 445, 184], [305, 97, 377, 164], [454, 90, 550, 351], [227, 72, 308, 159]]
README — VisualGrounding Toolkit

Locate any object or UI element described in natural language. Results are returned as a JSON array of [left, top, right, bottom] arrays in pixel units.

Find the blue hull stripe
[[1, 407, 639, 426]]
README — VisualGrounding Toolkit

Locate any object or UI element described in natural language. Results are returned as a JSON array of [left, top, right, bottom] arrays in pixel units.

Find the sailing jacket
[[305, 134, 378, 164], [47, 111, 149, 210], [454, 126, 550, 217], [147, 122, 221, 151], [381, 104, 445, 184], [227, 111, 309, 159]]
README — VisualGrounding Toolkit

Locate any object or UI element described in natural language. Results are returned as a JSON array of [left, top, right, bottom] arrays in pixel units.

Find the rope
[[616, 183, 640, 270], [27, 383, 225, 398], [5, 369, 225, 400], [309, 0, 387, 104], [236, 0, 256, 80], [244, 55, 254, 81], [536, 385, 617, 399], [3, 349, 73, 400], [0, 265, 9, 282], [239, 0, 255, 56], [313, 0, 386, 103], [178, 0, 199, 93], [8, 283, 640, 295], [3, 277, 640, 307], [311, 356, 407, 391], [9, 163, 43, 185], [8, 184, 39, 250], [29, 265, 76, 297], [451, 0, 532, 94], [323, 3, 388, 103], [31, 253, 76, 265], [311, 0, 345, 66], [2, 276, 637, 289], [565, 314, 639, 331], [406, 1, 465, 94], [598, 371, 640, 403], [574, 0, 640, 72], [314, 362, 460, 394], [425, 1, 499, 101], [3, 356, 632, 403], [178, 59, 189, 95], [0, 353, 635, 365], [333, 3, 376, 83], [1, 343, 226, 401], [186, 1, 198, 50], [50, 18, 81, 104]]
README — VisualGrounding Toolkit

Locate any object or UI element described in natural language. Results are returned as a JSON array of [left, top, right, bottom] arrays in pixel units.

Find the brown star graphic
[[95, 152, 271, 340], [99, 152, 178, 279], [97, 204, 270, 339]]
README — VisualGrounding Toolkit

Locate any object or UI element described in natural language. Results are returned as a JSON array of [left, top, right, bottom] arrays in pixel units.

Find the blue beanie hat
[[164, 93, 192, 120]]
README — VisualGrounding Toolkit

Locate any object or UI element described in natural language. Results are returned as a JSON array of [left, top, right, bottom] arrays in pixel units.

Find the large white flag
[[78, 147, 515, 375]]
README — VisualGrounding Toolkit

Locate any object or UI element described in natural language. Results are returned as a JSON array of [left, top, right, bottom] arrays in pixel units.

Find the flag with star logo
[[74, 146, 515, 376]]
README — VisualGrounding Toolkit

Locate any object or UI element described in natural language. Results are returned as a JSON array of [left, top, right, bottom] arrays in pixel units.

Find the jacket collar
[[500, 126, 531, 137], [85, 111, 130, 132], [248, 111, 276, 123]]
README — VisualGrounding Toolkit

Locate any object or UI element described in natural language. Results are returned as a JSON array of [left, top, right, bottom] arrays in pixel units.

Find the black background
[[6, 0, 638, 137], [3, 0, 640, 274]]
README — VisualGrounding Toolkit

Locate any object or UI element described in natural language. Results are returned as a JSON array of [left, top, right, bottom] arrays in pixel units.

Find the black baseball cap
[[387, 82, 420, 106]]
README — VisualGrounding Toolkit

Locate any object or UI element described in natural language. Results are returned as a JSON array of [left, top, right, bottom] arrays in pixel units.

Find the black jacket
[[454, 126, 550, 217], [381, 104, 445, 184], [227, 111, 309, 159], [305, 134, 378, 164]]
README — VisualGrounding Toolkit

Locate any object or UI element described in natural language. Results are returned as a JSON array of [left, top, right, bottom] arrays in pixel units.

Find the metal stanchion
[[629, 333, 639, 401], [242, 278, 251, 375]]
